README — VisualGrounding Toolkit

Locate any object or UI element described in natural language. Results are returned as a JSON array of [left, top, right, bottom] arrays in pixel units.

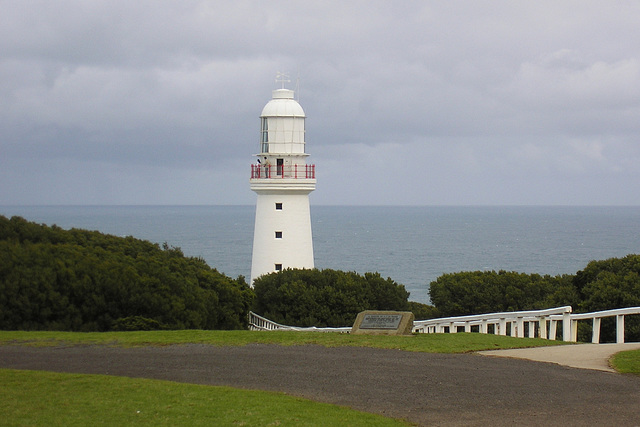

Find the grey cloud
[[1, 1, 640, 205]]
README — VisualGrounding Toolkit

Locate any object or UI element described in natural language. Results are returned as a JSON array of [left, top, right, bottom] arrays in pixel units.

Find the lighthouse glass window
[[275, 203, 283, 210], [261, 118, 269, 153]]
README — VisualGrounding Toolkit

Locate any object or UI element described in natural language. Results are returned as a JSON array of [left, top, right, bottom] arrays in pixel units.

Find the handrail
[[569, 306, 640, 320], [413, 306, 572, 326], [250, 164, 315, 179], [248, 311, 351, 333], [413, 306, 572, 340]]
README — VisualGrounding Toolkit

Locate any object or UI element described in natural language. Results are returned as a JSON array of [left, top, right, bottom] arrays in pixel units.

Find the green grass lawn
[[0, 329, 570, 352], [0, 369, 410, 426], [610, 349, 640, 375]]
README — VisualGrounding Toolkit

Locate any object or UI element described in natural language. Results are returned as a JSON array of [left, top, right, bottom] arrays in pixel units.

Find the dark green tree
[[0, 215, 254, 331], [408, 301, 440, 320], [574, 255, 640, 342], [429, 270, 576, 317], [252, 268, 410, 327]]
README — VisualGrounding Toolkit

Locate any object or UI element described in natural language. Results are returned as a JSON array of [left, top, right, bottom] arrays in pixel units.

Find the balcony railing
[[251, 164, 315, 179]]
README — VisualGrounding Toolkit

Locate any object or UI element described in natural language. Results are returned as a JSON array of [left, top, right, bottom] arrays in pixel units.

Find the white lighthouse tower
[[249, 79, 316, 283]]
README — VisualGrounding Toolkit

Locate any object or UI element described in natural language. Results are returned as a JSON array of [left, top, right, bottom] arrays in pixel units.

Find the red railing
[[251, 164, 315, 179]]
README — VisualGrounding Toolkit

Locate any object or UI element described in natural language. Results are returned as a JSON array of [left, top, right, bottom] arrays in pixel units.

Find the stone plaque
[[351, 310, 415, 335], [360, 314, 403, 329]]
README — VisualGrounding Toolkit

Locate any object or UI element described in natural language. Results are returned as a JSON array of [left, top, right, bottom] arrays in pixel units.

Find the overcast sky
[[1, 1, 639, 206]]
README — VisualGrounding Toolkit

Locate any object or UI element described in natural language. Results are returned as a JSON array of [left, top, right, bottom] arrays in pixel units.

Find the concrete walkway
[[479, 342, 640, 372]]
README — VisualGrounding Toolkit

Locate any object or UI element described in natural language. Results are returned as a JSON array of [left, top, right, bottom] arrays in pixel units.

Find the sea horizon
[[2, 204, 640, 304], [4, 203, 640, 207]]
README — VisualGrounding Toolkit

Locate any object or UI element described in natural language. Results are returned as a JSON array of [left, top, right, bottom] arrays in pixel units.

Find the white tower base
[[250, 180, 315, 283]]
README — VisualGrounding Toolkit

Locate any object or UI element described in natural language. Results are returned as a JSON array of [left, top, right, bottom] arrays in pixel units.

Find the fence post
[[516, 317, 525, 338], [549, 320, 557, 340], [562, 311, 572, 342], [539, 316, 548, 339], [528, 321, 536, 338], [617, 314, 625, 343], [592, 318, 601, 343], [499, 318, 507, 336]]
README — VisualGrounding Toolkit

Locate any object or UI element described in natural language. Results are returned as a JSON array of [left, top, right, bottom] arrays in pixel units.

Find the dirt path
[[2, 344, 640, 426]]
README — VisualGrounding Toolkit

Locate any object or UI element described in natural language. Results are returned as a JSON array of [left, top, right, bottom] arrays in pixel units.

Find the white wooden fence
[[561, 306, 640, 343], [248, 306, 640, 343], [412, 306, 574, 341], [248, 311, 351, 333]]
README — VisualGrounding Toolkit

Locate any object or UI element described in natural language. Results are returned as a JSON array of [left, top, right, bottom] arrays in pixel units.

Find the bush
[[0, 215, 255, 331], [112, 316, 164, 331], [428, 270, 576, 317], [252, 268, 410, 327], [408, 301, 439, 320]]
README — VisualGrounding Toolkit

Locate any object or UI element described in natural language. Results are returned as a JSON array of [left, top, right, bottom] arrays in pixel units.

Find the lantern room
[[259, 89, 306, 155]]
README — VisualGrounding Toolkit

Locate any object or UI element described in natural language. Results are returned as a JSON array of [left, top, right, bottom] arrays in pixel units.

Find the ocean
[[2, 205, 640, 303]]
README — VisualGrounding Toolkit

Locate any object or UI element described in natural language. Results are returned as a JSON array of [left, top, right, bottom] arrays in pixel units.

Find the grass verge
[[0, 369, 410, 426], [0, 330, 571, 352], [610, 349, 640, 375]]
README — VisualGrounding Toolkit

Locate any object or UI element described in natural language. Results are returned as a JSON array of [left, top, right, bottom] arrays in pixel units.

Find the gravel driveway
[[2, 344, 640, 426]]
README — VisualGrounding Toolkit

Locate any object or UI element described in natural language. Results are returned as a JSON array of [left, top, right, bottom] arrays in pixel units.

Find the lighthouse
[[249, 81, 316, 284]]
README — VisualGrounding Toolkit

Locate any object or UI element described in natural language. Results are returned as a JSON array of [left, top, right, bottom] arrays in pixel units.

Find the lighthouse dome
[[261, 89, 305, 117]]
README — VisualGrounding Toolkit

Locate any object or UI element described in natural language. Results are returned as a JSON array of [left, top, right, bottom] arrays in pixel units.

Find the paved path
[[480, 342, 640, 372], [2, 343, 640, 426]]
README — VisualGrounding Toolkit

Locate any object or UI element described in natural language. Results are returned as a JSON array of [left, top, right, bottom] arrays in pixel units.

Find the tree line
[[0, 215, 254, 331]]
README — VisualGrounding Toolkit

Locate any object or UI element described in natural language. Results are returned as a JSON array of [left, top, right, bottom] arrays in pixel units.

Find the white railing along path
[[248, 306, 640, 343], [248, 311, 351, 333]]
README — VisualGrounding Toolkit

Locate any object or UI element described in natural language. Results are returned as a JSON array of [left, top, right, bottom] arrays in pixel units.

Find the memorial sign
[[351, 310, 415, 335], [360, 313, 403, 329]]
